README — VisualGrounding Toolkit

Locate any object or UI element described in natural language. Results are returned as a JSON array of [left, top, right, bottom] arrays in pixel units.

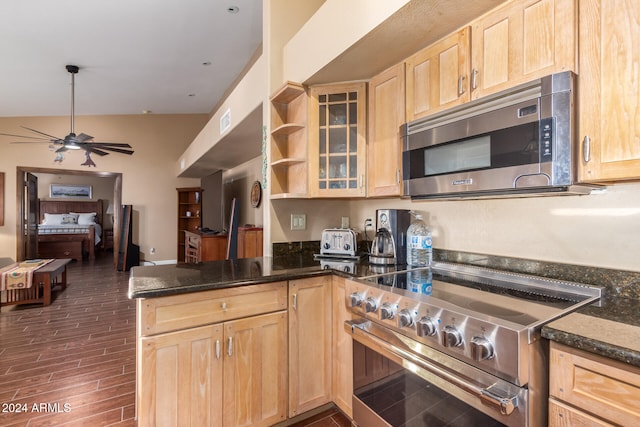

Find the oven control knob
[[417, 316, 438, 337], [470, 336, 495, 361], [365, 297, 378, 313], [380, 303, 396, 320], [349, 292, 364, 307], [398, 309, 414, 328], [442, 325, 463, 348]]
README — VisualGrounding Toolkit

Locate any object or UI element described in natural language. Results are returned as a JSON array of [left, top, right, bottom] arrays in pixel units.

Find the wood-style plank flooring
[[0, 254, 135, 427], [0, 253, 352, 427]]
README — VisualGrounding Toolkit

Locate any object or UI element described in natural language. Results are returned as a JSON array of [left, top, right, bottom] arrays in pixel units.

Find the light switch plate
[[291, 213, 306, 230]]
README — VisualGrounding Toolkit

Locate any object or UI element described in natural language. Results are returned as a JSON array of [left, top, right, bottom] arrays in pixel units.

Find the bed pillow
[[62, 213, 79, 224], [43, 213, 67, 225], [71, 212, 97, 225]]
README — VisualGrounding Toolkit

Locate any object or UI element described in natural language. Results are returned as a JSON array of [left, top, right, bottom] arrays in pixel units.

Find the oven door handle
[[346, 319, 519, 417]]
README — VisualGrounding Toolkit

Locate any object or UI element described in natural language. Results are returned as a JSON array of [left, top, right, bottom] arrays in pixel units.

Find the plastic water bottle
[[407, 269, 433, 295], [406, 213, 432, 267]]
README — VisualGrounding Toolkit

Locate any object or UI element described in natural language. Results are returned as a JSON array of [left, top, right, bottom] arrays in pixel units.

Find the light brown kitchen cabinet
[[578, 0, 640, 182], [331, 276, 354, 418], [136, 283, 288, 427], [288, 276, 332, 417], [470, 0, 576, 100], [270, 82, 308, 198], [367, 62, 405, 197], [223, 311, 288, 427], [139, 324, 224, 426], [405, 27, 471, 121], [308, 82, 367, 197], [549, 341, 640, 426]]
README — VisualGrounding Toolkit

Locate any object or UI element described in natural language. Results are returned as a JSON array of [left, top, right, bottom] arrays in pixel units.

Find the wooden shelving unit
[[176, 187, 203, 263], [270, 82, 308, 198]]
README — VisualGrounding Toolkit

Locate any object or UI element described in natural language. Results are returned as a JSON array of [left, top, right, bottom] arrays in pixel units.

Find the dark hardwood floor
[[0, 253, 136, 427], [0, 253, 352, 427]]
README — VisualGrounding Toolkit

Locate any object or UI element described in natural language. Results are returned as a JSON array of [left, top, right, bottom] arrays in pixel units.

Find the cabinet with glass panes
[[308, 82, 366, 197]]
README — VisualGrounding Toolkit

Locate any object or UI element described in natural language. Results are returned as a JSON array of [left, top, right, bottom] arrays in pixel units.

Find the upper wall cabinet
[[470, 0, 576, 99], [308, 83, 367, 198], [578, 0, 640, 182], [405, 27, 471, 122], [270, 82, 308, 199], [368, 63, 405, 197]]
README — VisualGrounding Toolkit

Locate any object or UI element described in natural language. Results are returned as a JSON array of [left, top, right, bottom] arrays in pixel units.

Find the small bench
[[1, 258, 72, 310]]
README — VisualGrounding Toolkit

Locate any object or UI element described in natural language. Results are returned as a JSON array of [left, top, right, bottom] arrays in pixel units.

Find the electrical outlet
[[291, 214, 306, 230]]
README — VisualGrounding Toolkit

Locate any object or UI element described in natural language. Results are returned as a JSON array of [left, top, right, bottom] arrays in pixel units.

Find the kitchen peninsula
[[129, 251, 640, 426]]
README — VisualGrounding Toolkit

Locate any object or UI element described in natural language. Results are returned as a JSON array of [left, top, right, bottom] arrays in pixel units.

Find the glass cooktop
[[362, 263, 602, 327]]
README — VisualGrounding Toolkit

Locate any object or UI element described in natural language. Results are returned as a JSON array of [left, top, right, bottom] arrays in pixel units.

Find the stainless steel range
[[345, 262, 602, 427]]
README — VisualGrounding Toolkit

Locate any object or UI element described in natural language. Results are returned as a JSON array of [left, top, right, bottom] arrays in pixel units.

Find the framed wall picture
[[50, 184, 92, 199]]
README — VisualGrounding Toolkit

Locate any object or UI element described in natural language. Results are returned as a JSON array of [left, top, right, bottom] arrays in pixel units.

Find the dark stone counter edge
[[129, 269, 337, 299], [542, 324, 640, 368]]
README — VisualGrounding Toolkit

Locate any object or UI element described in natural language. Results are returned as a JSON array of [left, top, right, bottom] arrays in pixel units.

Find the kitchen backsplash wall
[[349, 181, 640, 273], [272, 181, 640, 273]]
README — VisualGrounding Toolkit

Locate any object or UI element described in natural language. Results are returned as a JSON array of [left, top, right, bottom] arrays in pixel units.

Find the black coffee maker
[[371, 209, 411, 265]]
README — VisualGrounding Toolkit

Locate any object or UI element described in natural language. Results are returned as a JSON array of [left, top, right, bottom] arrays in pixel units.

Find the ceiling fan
[[0, 65, 134, 167]]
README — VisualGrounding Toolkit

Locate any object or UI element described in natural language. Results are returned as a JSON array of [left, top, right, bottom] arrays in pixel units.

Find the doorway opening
[[16, 166, 122, 264]]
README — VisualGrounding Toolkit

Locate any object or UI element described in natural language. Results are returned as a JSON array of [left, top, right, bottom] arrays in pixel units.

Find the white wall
[[345, 182, 640, 272]]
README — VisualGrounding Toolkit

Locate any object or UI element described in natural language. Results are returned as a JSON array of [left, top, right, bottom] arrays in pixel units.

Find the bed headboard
[[39, 199, 104, 227]]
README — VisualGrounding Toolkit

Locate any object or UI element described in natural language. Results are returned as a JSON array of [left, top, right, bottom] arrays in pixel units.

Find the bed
[[37, 199, 104, 261]]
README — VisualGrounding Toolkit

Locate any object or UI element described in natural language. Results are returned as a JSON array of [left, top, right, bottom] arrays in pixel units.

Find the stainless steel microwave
[[401, 71, 600, 199]]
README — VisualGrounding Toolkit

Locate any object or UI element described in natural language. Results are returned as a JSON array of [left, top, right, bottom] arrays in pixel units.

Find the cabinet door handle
[[583, 135, 591, 163], [471, 69, 478, 90], [215, 339, 221, 360], [359, 175, 364, 188], [292, 293, 297, 311], [227, 337, 233, 357], [458, 75, 466, 96], [396, 169, 401, 184]]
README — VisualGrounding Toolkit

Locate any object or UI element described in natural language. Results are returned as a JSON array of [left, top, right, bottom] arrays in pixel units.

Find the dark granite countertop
[[542, 294, 640, 367], [128, 255, 383, 299], [129, 249, 640, 368]]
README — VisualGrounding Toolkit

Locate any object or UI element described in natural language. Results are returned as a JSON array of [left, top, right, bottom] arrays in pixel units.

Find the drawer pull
[[227, 337, 233, 357], [221, 302, 227, 311]]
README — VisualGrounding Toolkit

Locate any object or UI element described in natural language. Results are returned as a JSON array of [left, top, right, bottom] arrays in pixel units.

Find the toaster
[[320, 228, 358, 257]]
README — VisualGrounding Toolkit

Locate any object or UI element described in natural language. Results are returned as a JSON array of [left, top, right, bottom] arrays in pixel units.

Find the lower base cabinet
[[331, 276, 353, 418], [136, 283, 288, 427], [549, 341, 640, 426], [136, 276, 356, 426], [289, 276, 332, 417]]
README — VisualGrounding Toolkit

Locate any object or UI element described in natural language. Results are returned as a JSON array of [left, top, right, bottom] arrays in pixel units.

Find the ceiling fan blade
[[89, 145, 134, 155], [75, 133, 94, 142], [0, 132, 53, 141], [89, 142, 133, 148], [84, 147, 110, 156], [21, 126, 63, 141]]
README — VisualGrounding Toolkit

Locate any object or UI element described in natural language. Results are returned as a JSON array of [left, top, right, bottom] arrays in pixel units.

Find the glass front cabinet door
[[309, 83, 367, 197]]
